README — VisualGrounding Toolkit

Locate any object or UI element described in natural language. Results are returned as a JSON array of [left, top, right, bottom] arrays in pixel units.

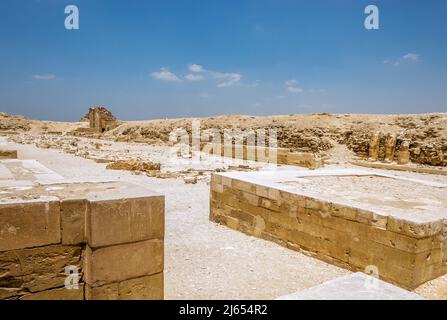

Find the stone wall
[[0, 182, 164, 300], [200, 143, 323, 169], [209, 173, 447, 289]]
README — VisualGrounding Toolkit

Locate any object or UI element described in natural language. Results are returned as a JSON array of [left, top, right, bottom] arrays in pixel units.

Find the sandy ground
[[1, 138, 351, 300], [3, 136, 447, 299]]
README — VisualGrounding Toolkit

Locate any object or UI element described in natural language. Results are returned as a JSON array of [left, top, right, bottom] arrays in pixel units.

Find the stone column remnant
[[368, 132, 380, 162], [384, 133, 397, 163], [397, 140, 410, 165]]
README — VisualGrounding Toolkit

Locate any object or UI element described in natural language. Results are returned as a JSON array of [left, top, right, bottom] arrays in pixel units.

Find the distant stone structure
[[368, 132, 380, 162], [82, 106, 118, 133], [384, 133, 397, 163], [397, 141, 410, 165]]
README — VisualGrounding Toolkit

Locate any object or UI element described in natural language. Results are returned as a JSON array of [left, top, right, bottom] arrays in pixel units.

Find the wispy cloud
[[402, 53, 420, 62], [151, 68, 181, 81], [189, 64, 205, 73], [287, 86, 304, 93], [212, 72, 242, 87], [285, 79, 297, 86], [152, 64, 256, 88], [32, 74, 56, 80], [384, 53, 420, 67], [184, 74, 204, 81]]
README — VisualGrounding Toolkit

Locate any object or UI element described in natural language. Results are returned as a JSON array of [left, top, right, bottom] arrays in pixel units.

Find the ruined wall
[[0, 185, 164, 300], [209, 174, 447, 289], [200, 143, 323, 169], [82, 107, 118, 133]]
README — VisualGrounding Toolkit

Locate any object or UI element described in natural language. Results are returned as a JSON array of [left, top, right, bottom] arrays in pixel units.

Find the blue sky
[[0, 0, 446, 121]]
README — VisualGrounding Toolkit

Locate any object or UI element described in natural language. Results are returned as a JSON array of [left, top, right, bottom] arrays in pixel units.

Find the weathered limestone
[[384, 133, 397, 163], [85, 273, 163, 300], [82, 106, 118, 133], [84, 239, 163, 286], [0, 244, 83, 299], [398, 140, 411, 165], [368, 132, 380, 161], [0, 150, 17, 159], [351, 161, 447, 175], [0, 170, 165, 300], [209, 169, 447, 289], [200, 142, 323, 169], [0, 198, 61, 251], [277, 273, 423, 300]]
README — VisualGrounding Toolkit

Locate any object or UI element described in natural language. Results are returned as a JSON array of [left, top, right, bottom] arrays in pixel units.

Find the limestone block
[[86, 196, 164, 248], [0, 198, 61, 252], [85, 282, 119, 300], [118, 272, 163, 300], [61, 199, 87, 245], [232, 179, 256, 194], [86, 273, 163, 300], [398, 141, 410, 165], [84, 239, 163, 287], [368, 132, 380, 161], [384, 133, 397, 163], [20, 285, 84, 300], [0, 245, 83, 298]]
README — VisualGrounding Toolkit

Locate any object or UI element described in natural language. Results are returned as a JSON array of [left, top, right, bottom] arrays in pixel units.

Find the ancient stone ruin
[[368, 132, 411, 165], [0, 159, 164, 300], [210, 169, 447, 289], [82, 106, 118, 133]]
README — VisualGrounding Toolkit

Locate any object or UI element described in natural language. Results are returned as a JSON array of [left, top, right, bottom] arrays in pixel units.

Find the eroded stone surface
[[210, 169, 447, 289], [277, 273, 423, 300], [0, 160, 165, 300]]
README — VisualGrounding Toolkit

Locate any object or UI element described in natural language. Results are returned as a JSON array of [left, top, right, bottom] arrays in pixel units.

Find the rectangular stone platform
[[277, 272, 423, 300], [0, 161, 164, 300], [210, 168, 447, 289]]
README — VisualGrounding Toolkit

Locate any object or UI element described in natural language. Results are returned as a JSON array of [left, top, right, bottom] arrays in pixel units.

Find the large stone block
[[0, 198, 61, 252], [20, 285, 84, 300], [86, 273, 163, 300], [0, 245, 83, 299], [61, 199, 87, 245], [86, 196, 164, 248], [84, 239, 163, 287]]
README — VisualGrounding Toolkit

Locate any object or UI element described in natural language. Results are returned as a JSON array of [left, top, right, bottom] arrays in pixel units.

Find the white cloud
[[403, 53, 420, 62], [32, 74, 56, 80], [184, 74, 204, 81], [384, 53, 420, 67], [285, 79, 297, 86], [287, 86, 304, 93], [212, 72, 242, 87], [189, 64, 205, 73], [151, 68, 181, 81]]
